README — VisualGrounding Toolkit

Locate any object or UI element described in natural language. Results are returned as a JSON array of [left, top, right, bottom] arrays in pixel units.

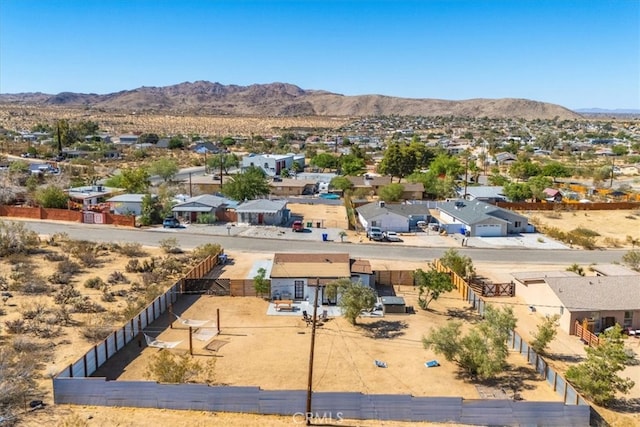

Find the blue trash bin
[[322, 233, 328, 241]]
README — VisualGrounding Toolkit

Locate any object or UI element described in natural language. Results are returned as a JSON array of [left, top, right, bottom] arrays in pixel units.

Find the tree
[[509, 158, 541, 181], [139, 193, 161, 226], [253, 267, 270, 298], [536, 133, 559, 151], [626, 235, 639, 249], [149, 158, 179, 182], [530, 315, 559, 355], [326, 278, 376, 325], [439, 249, 475, 279], [329, 176, 353, 192], [541, 162, 572, 181], [566, 325, 635, 406], [310, 153, 338, 171], [378, 142, 419, 182], [378, 183, 404, 202], [527, 175, 553, 201], [423, 305, 517, 379], [138, 133, 160, 145], [105, 167, 150, 193], [207, 153, 239, 175], [503, 182, 533, 202], [339, 154, 366, 175], [35, 185, 68, 208], [622, 249, 640, 271], [414, 266, 454, 310], [222, 166, 270, 201], [168, 136, 184, 150]]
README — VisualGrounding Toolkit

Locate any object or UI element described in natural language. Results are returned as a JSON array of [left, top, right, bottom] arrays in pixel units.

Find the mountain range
[[0, 81, 581, 120]]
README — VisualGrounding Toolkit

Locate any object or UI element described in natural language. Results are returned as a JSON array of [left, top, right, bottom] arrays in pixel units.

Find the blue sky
[[1, 0, 638, 110]]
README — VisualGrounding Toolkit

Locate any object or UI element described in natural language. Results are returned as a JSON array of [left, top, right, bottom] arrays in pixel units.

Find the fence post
[[217, 308, 220, 334], [83, 354, 88, 377], [137, 317, 143, 348], [189, 326, 193, 355], [553, 370, 557, 391], [169, 302, 174, 329]]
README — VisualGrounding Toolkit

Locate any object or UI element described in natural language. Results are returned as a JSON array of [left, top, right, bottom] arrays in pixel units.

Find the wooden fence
[[574, 321, 600, 347], [374, 270, 416, 286]]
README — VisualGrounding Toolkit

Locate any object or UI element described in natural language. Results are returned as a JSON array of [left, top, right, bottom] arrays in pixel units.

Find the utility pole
[[220, 153, 224, 190], [305, 278, 320, 425]]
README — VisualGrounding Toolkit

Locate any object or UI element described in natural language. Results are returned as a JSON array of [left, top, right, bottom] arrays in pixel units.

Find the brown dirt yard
[[527, 208, 640, 248]]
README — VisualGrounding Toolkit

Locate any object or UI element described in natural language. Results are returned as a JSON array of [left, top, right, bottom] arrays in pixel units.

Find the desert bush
[[81, 315, 112, 341], [0, 345, 41, 424], [157, 256, 186, 275], [544, 226, 566, 241], [144, 350, 212, 383], [567, 231, 597, 250], [118, 242, 147, 257], [121, 299, 145, 320], [11, 336, 46, 354], [191, 243, 222, 261], [144, 284, 163, 301], [72, 297, 105, 313], [603, 237, 622, 248], [48, 271, 72, 285], [125, 258, 140, 273], [84, 276, 105, 289], [58, 259, 82, 275], [159, 237, 182, 254], [29, 322, 62, 338], [107, 271, 129, 284], [21, 278, 52, 295], [43, 252, 68, 262], [64, 239, 96, 257], [101, 290, 116, 302], [76, 251, 101, 268], [543, 211, 562, 219], [54, 284, 81, 304], [4, 318, 26, 334], [19, 301, 48, 320], [141, 271, 163, 287], [571, 227, 600, 237], [58, 413, 89, 427], [0, 220, 40, 256], [195, 213, 216, 224], [48, 232, 70, 246]]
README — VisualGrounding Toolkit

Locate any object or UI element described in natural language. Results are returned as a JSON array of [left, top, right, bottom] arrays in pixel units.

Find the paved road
[[18, 220, 626, 265]]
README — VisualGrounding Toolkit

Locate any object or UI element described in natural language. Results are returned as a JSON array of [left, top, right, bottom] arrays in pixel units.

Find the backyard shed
[[380, 296, 406, 314]]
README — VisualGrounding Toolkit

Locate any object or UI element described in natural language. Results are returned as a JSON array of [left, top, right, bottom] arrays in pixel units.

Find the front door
[[294, 281, 304, 300]]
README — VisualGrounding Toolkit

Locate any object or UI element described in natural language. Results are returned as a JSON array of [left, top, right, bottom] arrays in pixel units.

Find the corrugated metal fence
[[52, 379, 589, 425], [51, 254, 590, 425], [55, 255, 217, 379], [56, 281, 181, 378]]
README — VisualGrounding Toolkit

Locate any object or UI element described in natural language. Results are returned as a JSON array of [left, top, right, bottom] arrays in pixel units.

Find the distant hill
[[0, 81, 581, 120]]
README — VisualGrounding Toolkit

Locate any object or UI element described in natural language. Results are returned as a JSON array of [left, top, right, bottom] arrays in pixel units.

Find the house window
[[624, 311, 633, 328], [514, 221, 522, 228]]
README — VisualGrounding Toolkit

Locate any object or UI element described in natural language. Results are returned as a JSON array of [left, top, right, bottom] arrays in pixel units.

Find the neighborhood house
[[269, 253, 372, 306]]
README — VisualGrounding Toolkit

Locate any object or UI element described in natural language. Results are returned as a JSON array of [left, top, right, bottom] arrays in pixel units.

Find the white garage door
[[475, 224, 502, 237]]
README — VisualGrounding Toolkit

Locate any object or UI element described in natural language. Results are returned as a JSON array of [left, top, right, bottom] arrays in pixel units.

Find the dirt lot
[[527, 209, 640, 248]]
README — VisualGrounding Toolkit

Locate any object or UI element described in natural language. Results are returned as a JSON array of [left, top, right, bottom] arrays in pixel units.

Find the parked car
[[163, 217, 181, 228], [383, 231, 401, 242], [292, 220, 304, 232], [367, 226, 384, 241]]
